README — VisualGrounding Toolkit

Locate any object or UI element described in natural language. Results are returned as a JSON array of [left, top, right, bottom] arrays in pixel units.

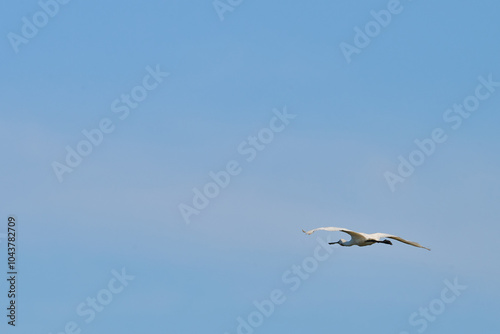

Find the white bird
[[302, 227, 430, 251]]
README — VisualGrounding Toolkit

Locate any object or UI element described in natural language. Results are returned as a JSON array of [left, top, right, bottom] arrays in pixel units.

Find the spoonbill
[[302, 227, 430, 251]]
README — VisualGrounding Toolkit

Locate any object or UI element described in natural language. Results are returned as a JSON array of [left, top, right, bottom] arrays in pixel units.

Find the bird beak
[[328, 241, 339, 245]]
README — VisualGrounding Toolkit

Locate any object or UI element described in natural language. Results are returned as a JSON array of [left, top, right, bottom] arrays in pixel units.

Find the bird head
[[329, 239, 346, 246]]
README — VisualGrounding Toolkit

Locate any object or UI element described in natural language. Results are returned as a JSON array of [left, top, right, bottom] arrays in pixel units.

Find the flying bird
[[302, 227, 430, 251]]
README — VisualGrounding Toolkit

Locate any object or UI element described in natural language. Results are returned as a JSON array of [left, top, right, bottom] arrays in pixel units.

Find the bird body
[[302, 227, 430, 251]]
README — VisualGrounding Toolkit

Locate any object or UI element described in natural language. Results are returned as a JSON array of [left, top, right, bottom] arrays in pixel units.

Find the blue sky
[[1, 0, 500, 333]]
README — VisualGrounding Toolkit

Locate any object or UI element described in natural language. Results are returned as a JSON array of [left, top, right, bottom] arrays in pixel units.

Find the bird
[[302, 227, 430, 251]]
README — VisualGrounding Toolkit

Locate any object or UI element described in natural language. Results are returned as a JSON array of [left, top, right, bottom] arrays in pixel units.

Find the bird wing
[[371, 233, 431, 251], [302, 227, 366, 242]]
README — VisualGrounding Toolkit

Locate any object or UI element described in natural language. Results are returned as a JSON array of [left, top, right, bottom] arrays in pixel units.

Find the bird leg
[[368, 239, 393, 245]]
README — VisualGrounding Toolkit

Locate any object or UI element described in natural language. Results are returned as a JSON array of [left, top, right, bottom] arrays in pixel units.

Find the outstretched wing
[[371, 233, 431, 251], [302, 227, 366, 243]]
